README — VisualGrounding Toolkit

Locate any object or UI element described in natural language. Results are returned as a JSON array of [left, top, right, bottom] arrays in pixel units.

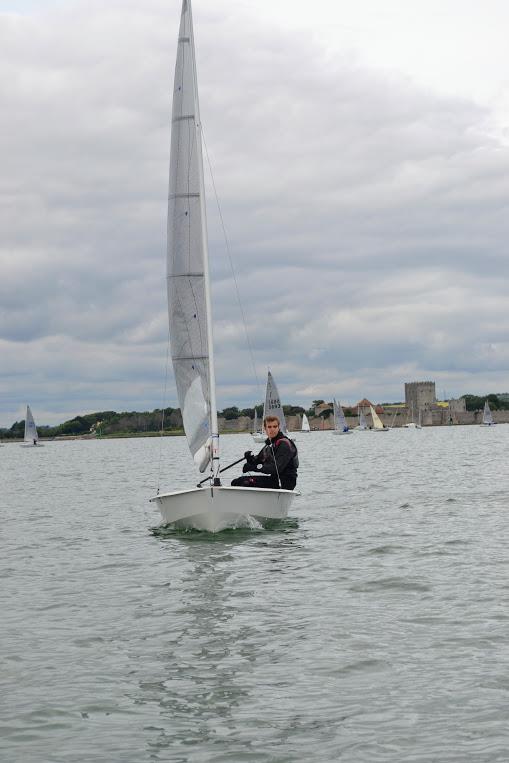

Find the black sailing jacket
[[254, 431, 299, 485]]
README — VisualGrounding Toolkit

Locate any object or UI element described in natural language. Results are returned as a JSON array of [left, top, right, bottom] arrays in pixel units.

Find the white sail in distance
[[263, 371, 287, 434], [370, 405, 384, 430], [301, 413, 310, 432], [167, 0, 217, 472], [24, 405, 38, 443], [482, 400, 494, 425], [334, 399, 347, 431]]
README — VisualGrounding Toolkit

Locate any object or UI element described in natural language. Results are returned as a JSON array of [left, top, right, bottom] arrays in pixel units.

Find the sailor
[[231, 415, 298, 490]]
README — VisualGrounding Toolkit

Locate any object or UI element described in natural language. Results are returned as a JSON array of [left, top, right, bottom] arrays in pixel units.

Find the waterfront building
[[405, 381, 436, 412]]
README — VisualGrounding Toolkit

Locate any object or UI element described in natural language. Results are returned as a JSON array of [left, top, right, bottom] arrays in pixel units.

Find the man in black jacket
[[231, 415, 298, 490]]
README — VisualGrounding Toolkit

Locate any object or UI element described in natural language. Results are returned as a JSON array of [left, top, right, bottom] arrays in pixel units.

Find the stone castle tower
[[405, 381, 436, 412]]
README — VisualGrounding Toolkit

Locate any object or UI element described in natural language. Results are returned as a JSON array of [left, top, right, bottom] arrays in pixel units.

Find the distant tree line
[[461, 394, 509, 411], [2, 394, 507, 439], [0, 408, 178, 439]]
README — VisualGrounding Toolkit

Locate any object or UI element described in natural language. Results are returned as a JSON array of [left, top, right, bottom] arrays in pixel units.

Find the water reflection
[[140, 522, 302, 759]]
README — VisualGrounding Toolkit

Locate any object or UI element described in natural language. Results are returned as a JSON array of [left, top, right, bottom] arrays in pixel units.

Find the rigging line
[[201, 129, 263, 405], [157, 324, 172, 494]]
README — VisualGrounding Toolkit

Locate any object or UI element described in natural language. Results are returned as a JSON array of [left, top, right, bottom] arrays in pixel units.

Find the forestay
[[167, 0, 215, 472]]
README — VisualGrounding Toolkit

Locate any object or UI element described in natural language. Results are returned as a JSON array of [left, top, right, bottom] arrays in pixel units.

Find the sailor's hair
[[263, 415, 280, 426]]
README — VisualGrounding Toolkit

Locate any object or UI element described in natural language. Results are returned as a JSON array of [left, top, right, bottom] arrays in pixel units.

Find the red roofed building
[[354, 399, 385, 414]]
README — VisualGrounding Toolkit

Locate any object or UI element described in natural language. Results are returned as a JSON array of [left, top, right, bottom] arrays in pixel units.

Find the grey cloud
[[1, 0, 508, 426]]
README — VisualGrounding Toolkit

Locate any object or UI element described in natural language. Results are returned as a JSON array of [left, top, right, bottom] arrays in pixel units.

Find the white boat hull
[[332, 429, 352, 435], [252, 433, 266, 443], [150, 485, 298, 532]]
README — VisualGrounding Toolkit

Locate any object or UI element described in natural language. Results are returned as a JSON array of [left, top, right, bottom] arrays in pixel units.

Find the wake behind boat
[[150, 0, 298, 531]]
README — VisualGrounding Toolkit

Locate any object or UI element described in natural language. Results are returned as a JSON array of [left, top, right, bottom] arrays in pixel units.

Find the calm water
[[1, 426, 509, 762]]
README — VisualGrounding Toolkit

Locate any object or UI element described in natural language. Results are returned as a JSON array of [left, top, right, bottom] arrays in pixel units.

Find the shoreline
[[1, 420, 507, 444]]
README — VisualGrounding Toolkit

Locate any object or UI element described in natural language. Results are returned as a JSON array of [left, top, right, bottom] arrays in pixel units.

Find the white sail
[[358, 409, 368, 429], [482, 400, 494, 425], [263, 371, 287, 433], [370, 405, 384, 430], [24, 405, 38, 443], [333, 399, 347, 431], [149, 0, 299, 531], [301, 413, 310, 432], [167, 0, 218, 473]]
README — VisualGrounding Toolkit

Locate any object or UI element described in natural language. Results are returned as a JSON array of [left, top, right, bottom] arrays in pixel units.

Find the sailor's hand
[[244, 450, 254, 461], [242, 462, 253, 473]]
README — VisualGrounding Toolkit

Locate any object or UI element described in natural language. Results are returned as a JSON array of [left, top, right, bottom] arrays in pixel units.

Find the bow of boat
[[150, 485, 298, 532]]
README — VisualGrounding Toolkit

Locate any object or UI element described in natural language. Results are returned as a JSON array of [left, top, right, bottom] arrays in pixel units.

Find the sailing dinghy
[[355, 408, 369, 431], [370, 404, 389, 432], [481, 400, 495, 426], [403, 402, 422, 429], [252, 409, 265, 443], [300, 413, 311, 433], [263, 370, 295, 441], [332, 399, 352, 435], [150, 0, 297, 531], [20, 405, 44, 447]]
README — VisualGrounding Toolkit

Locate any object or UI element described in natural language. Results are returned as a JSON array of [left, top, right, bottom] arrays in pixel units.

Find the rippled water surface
[[2, 426, 509, 762]]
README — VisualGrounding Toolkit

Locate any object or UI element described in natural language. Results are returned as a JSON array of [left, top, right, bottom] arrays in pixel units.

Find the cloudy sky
[[1, 0, 509, 426]]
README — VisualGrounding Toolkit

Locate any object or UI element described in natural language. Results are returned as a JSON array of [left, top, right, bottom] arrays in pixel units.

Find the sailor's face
[[264, 420, 279, 438]]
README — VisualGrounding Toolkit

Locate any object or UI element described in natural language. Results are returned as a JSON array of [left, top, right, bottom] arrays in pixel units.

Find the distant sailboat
[[355, 408, 368, 431], [252, 408, 265, 443], [150, 0, 297, 531], [332, 399, 352, 435], [301, 413, 311, 433], [481, 400, 495, 426], [370, 404, 389, 432], [263, 370, 295, 438], [20, 405, 44, 447], [403, 402, 422, 429]]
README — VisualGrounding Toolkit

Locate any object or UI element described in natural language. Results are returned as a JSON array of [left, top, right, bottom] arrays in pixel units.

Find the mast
[[187, 0, 220, 481]]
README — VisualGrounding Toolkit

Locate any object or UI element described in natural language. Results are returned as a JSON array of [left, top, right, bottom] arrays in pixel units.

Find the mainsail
[[370, 405, 384, 430], [167, 0, 218, 473], [334, 399, 347, 431], [482, 400, 494, 425], [24, 405, 38, 443], [263, 371, 287, 433], [301, 413, 310, 432]]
